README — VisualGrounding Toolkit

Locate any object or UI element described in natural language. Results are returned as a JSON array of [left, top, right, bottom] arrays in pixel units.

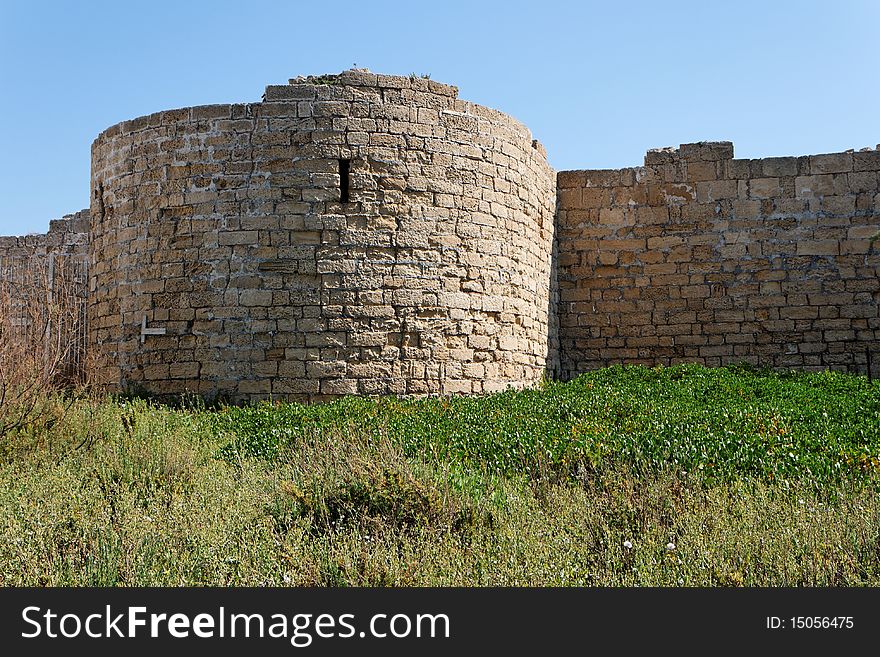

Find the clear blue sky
[[1, 0, 877, 235]]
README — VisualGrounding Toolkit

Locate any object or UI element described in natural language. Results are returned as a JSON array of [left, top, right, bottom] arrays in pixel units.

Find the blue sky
[[1, 0, 877, 235]]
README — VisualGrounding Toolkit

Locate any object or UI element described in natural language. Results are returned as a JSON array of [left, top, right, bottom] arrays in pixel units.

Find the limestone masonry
[[2, 71, 878, 401]]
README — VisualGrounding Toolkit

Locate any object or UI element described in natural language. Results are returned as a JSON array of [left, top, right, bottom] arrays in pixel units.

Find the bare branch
[[0, 254, 89, 444]]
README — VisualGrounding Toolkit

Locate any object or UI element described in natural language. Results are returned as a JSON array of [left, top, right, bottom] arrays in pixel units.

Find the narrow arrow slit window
[[339, 159, 350, 203]]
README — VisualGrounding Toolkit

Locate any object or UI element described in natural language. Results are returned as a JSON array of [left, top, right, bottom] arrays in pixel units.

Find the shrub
[[268, 432, 490, 537], [0, 257, 88, 451]]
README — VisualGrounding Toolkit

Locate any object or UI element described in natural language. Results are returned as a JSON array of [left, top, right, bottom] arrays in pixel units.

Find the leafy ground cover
[[214, 364, 880, 483], [1, 364, 879, 586]]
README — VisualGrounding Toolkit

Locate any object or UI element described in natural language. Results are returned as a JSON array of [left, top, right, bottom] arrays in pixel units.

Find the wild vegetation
[[0, 364, 879, 586], [0, 258, 87, 446]]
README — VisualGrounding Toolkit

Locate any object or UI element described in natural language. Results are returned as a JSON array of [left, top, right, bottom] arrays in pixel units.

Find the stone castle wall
[[0, 209, 89, 261], [556, 142, 880, 377], [0, 208, 90, 305], [0, 210, 90, 377], [4, 72, 878, 399], [89, 71, 557, 401]]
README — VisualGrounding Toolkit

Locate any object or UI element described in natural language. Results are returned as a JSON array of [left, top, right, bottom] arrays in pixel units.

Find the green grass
[[213, 364, 880, 484], [1, 364, 879, 586]]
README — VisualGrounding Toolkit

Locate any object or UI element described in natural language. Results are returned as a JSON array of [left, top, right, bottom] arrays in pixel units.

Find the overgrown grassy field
[[1, 364, 879, 586]]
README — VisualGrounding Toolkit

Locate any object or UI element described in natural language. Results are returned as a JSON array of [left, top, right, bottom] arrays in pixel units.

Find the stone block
[[796, 240, 839, 256], [218, 231, 259, 246], [647, 183, 696, 205], [687, 160, 718, 181], [306, 361, 347, 378], [810, 153, 852, 174], [795, 175, 835, 198], [780, 306, 819, 320], [239, 290, 274, 306], [749, 178, 781, 199], [853, 150, 880, 172], [557, 170, 586, 188], [761, 157, 798, 177], [697, 179, 738, 202], [678, 141, 734, 161]]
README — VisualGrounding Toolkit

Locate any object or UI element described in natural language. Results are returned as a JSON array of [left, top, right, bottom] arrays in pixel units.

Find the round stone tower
[[88, 70, 557, 401]]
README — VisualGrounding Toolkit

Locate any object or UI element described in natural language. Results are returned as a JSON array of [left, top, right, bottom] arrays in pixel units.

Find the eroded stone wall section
[[0, 210, 91, 378], [556, 142, 880, 376], [89, 71, 557, 401], [0, 210, 89, 261]]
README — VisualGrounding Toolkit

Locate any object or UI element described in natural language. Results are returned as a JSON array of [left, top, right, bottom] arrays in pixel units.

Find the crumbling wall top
[[645, 141, 734, 165]]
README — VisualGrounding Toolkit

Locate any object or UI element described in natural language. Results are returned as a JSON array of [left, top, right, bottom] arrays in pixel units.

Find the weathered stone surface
[[5, 76, 878, 401], [557, 142, 879, 378], [84, 70, 557, 402]]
